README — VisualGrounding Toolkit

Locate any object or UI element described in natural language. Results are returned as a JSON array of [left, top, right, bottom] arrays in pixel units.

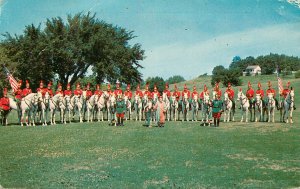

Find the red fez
[[248, 81, 251, 87], [107, 83, 111, 89], [239, 88, 242, 92], [67, 83, 71, 87], [174, 84, 178, 89], [26, 80, 29, 84], [258, 82, 261, 88], [184, 84, 187, 89], [193, 85, 196, 90], [96, 84, 100, 88], [76, 82, 80, 87], [127, 84, 130, 89], [268, 81, 271, 87], [19, 80, 22, 84], [165, 83, 169, 88], [154, 85, 157, 90], [228, 82, 231, 87], [204, 84, 207, 90], [287, 81, 290, 87], [40, 80, 44, 86], [87, 83, 90, 87], [137, 84, 140, 89]]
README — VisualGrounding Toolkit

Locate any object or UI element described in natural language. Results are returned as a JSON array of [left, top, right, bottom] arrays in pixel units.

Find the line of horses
[[0, 89, 295, 126]]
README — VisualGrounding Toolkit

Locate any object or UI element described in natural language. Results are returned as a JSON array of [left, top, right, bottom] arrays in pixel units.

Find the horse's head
[[203, 93, 210, 104], [237, 90, 244, 101], [224, 92, 229, 100], [44, 92, 50, 102], [267, 93, 274, 100]]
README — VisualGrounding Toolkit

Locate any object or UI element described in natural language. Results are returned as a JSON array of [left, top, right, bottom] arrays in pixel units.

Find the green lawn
[[0, 75, 299, 188]]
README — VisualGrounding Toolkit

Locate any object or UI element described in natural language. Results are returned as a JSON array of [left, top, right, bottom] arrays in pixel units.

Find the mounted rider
[[55, 83, 64, 95], [135, 84, 143, 98], [74, 82, 83, 97], [152, 85, 160, 103], [85, 83, 93, 100], [0, 88, 10, 126], [191, 85, 198, 99], [281, 81, 296, 110], [64, 83, 72, 97], [47, 81, 54, 97], [163, 83, 171, 99], [225, 82, 235, 109], [255, 82, 265, 106], [22, 80, 32, 97], [181, 84, 191, 102], [266, 81, 279, 110], [246, 81, 255, 109], [37, 80, 47, 98], [213, 82, 222, 98], [106, 83, 113, 97], [94, 84, 103, 96], [199, 84, 210, 104], [124, 84, 132, 101], [114, 82, 123, 97], [143, 83, 152, 99]]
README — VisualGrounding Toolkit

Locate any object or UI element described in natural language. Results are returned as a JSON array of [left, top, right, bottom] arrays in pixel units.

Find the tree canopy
[[166, 75, 185, 85], [1, 13, 145, 90]]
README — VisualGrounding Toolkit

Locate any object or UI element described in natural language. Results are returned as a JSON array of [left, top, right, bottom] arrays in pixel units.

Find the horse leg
[[290, 109, 293, 124]]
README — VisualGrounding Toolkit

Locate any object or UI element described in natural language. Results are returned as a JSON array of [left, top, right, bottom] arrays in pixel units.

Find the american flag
[[2, 65, 19, 92], [276, 65, 283, 94]]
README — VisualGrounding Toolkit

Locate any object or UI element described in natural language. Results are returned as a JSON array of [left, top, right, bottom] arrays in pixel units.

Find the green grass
[[0, 75, 299, 188]]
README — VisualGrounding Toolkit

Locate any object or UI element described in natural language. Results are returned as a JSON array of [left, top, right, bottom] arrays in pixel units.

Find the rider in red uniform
[[281, 81, 296, 110], [152, 85, 160, 101], [94, 84, 103, 96], [246, 82, 255, 109], [14, 80, 23, 104], [163, 83, 171, 99], [74, 82, 82, 96], [266, 81, 279, 109], [225, 82, 235, 109], [143, 83, 152, 99], [37, 80, 47, 97], [106, 84, 114, 97], [213, 82, 222, 98], [85, 83, 93, 99], [124, 84, 132, 101], [199, 84, 210, 103], [0, 88, 10, 125], [255, 82, 265, 106], [47, 81, 54, 97], [64, 83, 72, 97], [191, 85, 198, 99], [56, 83, 64, 95], [181, 84, 191, 101], [114, 82, 123, 97], [22, 80, 32, 97], [172, 84, 181, 101], [135, 84, 143, 98]]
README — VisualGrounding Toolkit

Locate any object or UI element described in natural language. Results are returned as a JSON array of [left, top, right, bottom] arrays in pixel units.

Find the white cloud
[[287, 0, 300, 8], [141, 23, 300, 80]]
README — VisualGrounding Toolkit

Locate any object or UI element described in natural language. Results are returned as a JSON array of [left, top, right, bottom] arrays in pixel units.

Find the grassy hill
[[0, 74, 299, 188]]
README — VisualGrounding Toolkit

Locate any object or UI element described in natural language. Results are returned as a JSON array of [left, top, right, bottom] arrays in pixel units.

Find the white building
[[243, 65, 262, 76]]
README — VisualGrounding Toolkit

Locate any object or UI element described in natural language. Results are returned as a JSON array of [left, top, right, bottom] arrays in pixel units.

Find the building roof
[[245, 65, 261, 70]]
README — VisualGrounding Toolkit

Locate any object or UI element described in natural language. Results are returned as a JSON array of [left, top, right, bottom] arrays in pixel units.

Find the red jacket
[[37, 88, 47, 97], [173, 91, 181, 101], [225, 88, 235, 99], [135, 90, 143, 98], [124, 91, 132, 99], [199, 90, 210, 99], [86, 90, 93, 98], [246, 88, 254, 99], [22, 88, 32, 97], [114, 89, 123, 97], [0, 97, 10, 110], [64, 90, 72, 96], [56, 91, 64, 96], [191, 91, 198, 98], [256, 89, 264, 98], [281, 88, 290, 98], [74, 89, 82, 96], [266, 88, 276, 96], [163, 89, 171, 97], [182, 90, 190, 98], [15, 89, 23, 100], [94, 90, 103, 96]]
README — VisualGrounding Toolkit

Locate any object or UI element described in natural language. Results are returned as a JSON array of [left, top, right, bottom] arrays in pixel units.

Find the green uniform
[[116, 100, 125, 126]]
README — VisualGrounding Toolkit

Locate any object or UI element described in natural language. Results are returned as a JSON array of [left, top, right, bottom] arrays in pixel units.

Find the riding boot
[[213, 119, 216, 127], [217, 119, 220, 127], [121, 118, 124, 126]]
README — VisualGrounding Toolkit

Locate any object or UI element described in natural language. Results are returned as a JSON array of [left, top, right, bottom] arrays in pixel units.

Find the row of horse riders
[[3, 78, 295, 103]]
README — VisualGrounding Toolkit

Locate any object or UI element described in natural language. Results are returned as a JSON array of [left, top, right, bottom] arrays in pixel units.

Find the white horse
[[85, 94, 96, 123], [124, 96, 132, 121], [267, 93, 276, 123], [134, 94, 143, 121], [201, 92, 211, 126], [282, 89, 294, 123], [37, 92, 49, 126], [95, 93, 106, 122], [255, 94, 263, 122], [56, 95, 67, 124], [107, 94, 116, 125], [181, 93, 190, 122], [48, 93, 63, 125], [237, 90, 250, 122], [162, 93, 170, 121], [223, 92, 233, 122], [71, 94, 83, 123], [191, 95, 199, 122], [64, 95, 74, 123], [170, 96, 178, 121]]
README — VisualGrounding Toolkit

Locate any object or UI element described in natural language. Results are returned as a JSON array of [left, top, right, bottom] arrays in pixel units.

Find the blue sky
[[1, 0, 300, 80]]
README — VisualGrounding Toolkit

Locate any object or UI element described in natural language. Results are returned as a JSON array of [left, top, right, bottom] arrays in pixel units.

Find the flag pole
[[276, 64, 281, 107]]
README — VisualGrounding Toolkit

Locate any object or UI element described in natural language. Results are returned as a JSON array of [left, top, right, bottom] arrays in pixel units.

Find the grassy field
[[0, 75, 299, 188]]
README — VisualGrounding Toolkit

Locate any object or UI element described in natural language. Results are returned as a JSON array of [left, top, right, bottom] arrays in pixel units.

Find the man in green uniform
[[212, 93, 223, 127], [116, 94, 126, 126]]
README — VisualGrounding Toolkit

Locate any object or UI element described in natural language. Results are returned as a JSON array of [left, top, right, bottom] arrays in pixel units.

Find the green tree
[[145, 77, 165, 93], [212, 65, 225, 76], [166, 75, 185, 84], [1, 13, 144, 90]]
